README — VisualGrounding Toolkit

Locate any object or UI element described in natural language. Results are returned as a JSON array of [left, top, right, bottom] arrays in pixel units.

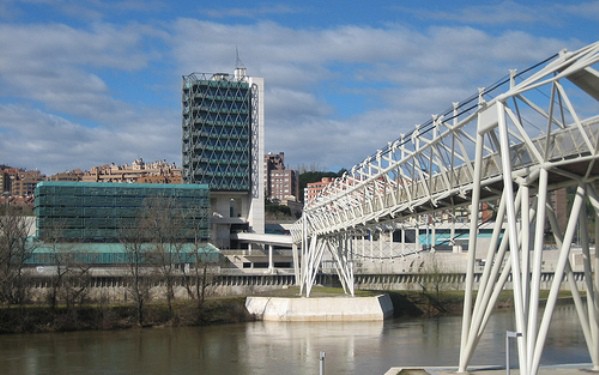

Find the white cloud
[[558, 1, 599, 19], [167, 21, 571, 171], [16, 0, 166, 22], [397, 1, 594, 27], [204, 4, 301, 20], [0, 23, 148, 69], [0, 22, 154, 122], [424, 1, 543, 26], [0, 105, 102, 171], [0, 104, 181, 174], [266, 87, 331, 119], [0, 3, 592, 175]]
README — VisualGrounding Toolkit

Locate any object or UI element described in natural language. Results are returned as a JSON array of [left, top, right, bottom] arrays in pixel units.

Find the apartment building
[[9, 169, 44, 197], [304, 177, 335, 204], [264, 152, 299, 203]]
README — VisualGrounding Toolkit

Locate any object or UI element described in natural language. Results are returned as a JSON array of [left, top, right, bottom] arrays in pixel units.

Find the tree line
[[0, 198, 217, 327]]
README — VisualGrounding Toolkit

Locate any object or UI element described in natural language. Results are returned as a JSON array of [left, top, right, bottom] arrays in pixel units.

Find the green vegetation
[[0, 297, 252, 334], [253, 285, 377, 298], [265, 199, 294, 219]]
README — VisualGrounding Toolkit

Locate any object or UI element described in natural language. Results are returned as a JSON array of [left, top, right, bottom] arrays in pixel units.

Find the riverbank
[[0, 287, 564, 334], [0, 299, 586, 375], [0, 296, 252, 334]]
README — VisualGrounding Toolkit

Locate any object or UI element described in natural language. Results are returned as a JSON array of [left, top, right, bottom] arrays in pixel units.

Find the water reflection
[[244, 321, 384, 374], [0, 304, 589, 375]]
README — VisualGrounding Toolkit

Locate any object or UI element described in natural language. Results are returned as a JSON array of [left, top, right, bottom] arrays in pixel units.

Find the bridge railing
[[293, 42, 599, 240]]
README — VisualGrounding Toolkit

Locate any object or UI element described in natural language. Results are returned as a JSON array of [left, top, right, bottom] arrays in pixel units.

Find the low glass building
[[32, 182, 217, 266], [34, 182, 210, 243], [25, 241, 221, 266]]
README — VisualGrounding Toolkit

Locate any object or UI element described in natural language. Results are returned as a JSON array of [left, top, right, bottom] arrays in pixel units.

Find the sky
[[0, 1, 597, 175]]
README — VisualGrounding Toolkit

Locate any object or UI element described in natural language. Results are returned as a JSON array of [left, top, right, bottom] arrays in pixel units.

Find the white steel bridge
[[290, 41, 599, 374]]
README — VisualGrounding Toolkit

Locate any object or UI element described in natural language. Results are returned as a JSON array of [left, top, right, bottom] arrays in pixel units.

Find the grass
[[251, 285, 379, 298]]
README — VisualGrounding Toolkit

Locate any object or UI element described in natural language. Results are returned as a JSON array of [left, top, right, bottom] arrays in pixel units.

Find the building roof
[[32, 241, 220, 254], [37, 181, 209, 190], [26, 240, 222, 265]]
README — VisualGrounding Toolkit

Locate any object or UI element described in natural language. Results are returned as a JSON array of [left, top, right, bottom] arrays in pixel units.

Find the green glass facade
[[34, 182, 210, 243], [182, 73, 253, 191], [26, 242, 220, 266]]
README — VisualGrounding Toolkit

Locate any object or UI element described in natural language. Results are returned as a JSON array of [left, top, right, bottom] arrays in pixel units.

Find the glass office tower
[[182, 67, 265, 246]]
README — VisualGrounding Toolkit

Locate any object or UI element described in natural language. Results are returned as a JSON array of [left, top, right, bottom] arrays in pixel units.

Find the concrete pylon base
[[245, 294, 394, 321]]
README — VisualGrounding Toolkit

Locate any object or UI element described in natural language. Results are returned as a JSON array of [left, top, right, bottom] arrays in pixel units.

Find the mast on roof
[[234, 46, 247, 81]]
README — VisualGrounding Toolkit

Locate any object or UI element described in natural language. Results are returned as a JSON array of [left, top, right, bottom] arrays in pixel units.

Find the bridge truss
[[291, 41, 599, 374]]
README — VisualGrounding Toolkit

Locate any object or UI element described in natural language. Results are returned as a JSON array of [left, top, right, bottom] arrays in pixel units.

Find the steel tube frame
[[526, 168, 548, 370], [530, 184, 585, 374], [293, 42, 599, 373]]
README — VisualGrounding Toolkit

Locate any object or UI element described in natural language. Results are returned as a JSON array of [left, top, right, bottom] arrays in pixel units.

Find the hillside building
[[81, 159, 181, 184], [264, 152, 299, 203], [48, 169, 85, 182], [5, 169, 43, 197], [304, 177, 335, 204]]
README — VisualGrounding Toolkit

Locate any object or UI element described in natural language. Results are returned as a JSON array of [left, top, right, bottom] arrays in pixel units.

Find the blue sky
[[0, 0, 597, 174]]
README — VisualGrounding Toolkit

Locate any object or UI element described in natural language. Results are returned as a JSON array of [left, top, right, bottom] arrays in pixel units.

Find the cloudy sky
[[0, 0, 597, 175]]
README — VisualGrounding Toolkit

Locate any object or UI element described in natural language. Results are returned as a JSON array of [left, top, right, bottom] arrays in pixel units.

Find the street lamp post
[[506, 331, 522, 375]]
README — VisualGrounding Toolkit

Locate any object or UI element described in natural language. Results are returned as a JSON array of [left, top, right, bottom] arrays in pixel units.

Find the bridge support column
[[292, 243, 299, 285], [459, 114, 485, 373], [300, 236, 326, 297], [328, 235, 355, 297]]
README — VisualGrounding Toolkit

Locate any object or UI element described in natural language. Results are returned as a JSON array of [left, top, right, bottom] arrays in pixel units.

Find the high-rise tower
[[182, 67, 265, 247]]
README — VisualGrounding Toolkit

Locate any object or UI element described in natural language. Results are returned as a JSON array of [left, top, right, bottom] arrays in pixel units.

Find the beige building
[[82, 159, 181, 184], [9, 169, 43, 197], [0, 168, 43, 209], [48, 169, 85, 182], [0, 171, 6, 193]]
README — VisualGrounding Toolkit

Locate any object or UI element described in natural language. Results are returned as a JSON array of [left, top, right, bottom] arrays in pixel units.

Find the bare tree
[[123, 197, 183, 324], [152, 242, 178, 318], [59, 252, 94, 310], [38, 234, 94, 329], [417, 254, 454, 315], [148, 197, 185, 319], [122, 237, 153, 326], [42, 221, 69, 310], [120, 211, 159, 326], [123, 193, 208, 321], [182, 241, 217, 309], [0, 213, 35, 305]]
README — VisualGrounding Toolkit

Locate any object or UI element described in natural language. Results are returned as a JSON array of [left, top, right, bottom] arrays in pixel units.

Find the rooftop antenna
[[234, 46, 247, 81]]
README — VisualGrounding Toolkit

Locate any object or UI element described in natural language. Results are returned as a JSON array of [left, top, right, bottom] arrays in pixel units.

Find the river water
[[0, 304, 589, 375]]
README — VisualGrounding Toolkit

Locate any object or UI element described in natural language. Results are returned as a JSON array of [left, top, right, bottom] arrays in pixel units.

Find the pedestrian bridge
[[291, 41, 599, 375]]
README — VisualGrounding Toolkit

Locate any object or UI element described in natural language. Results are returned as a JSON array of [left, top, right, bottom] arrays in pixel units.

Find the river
[[0, 304, 589, 374]]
